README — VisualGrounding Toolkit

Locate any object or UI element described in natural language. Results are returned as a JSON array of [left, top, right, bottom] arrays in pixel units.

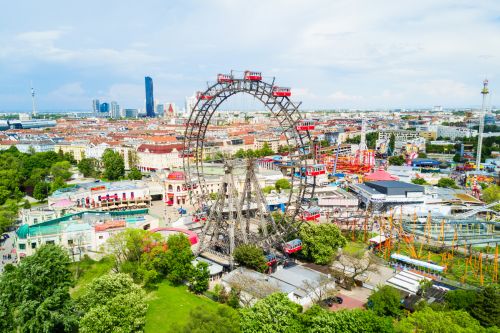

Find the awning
[[391, 253, 444, 272]]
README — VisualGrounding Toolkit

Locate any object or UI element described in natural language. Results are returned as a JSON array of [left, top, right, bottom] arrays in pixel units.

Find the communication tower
[[476, 79, 489, 172]]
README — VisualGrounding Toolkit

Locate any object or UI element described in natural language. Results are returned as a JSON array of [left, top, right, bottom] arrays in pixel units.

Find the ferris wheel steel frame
[[183, 72, 318, 260]]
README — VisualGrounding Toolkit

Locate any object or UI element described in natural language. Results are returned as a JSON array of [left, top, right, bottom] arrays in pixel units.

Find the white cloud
[[1, 0, 500, 109], [328, 91, 363, 102]]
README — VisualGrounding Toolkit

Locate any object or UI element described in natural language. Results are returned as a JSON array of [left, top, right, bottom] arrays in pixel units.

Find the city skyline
[[1, 0, 500, 111]]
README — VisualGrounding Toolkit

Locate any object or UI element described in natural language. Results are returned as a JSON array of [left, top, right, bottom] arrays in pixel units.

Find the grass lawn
[[343, 241, 367, 255], [70, 256, 114, 298], [145, 281, 218, 333]]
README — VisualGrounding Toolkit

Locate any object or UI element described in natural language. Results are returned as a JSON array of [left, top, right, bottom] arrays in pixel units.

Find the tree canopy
[[0, 244, 78, 332], [482, 185, 500, 204], [233, 244, 268, 272], [77, 273, 147, 333], [127, 167, 142, 180], [181, 304, 240, 333], [395, 307, 487, 333], [437, 177, 459, 189], [102, 149, 125, 180], [367, 285, 403, 318], [388, 155, 406, 166], [275, 178, 291, 192], [302, 306, 394, 333], [78, 158, 99, 178], [240, 293, 303, 333], [299, 223, 347, 265]]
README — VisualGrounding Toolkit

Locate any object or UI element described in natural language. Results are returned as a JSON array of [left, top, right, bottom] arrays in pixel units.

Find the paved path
[[0, 231, 17, 273]]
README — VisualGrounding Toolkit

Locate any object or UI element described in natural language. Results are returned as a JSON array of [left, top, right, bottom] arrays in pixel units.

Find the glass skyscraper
[[145, 76, 155, 117]]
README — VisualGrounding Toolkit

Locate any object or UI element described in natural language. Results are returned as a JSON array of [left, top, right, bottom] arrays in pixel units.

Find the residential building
[[437, 126, 477, 140]]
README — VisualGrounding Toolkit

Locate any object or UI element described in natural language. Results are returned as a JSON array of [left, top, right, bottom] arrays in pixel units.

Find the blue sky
[[1, 0, 499, 111]]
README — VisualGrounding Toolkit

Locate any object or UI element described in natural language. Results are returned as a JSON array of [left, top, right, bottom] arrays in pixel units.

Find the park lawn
[[145, 281, 218, 333], [70, 256, 114, 298], [343, 240, 367, 255]]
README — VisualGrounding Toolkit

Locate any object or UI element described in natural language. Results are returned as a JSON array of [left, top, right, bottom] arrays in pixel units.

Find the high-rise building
[[123, 109, 139, 118], [92, 99, 100, 115], [100, 102, 110, 116], [185, 93, 197, 115], [155, 104, 165, 117], [145, 76, 155, 117], [110, 101, 121, 119]]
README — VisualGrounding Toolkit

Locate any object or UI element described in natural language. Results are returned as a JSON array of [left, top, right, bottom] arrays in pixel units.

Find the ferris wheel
[[183, 70, 321, 265]]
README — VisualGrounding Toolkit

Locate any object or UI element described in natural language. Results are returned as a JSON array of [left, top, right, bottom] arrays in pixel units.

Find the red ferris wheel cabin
[[196, 91, 213, 100], [296, 119, 316, 131], [272, 86, 291, 97], [217, 74, 233, 83], [244, 71, 262, 81]]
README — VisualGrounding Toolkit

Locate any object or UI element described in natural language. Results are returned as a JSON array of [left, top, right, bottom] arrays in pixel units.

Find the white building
[[15, 210, 159, 260], [48, 180, 151, 210], [437, 126, 477, 140], [137, 144, 185, 171]]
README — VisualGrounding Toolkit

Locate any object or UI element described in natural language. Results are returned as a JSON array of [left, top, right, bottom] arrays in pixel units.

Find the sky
[[1, 0, 499, 111]]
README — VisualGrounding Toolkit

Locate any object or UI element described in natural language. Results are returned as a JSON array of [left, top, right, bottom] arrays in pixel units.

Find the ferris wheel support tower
[[476, 79, 489, 172]]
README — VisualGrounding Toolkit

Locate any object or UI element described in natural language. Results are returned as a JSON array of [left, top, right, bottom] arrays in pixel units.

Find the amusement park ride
[[323, 117, 376, 174], [329, 207, 499, 285], [183, 70, 320, 267]]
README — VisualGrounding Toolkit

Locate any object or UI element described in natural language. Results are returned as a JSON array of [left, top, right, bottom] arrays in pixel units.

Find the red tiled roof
[[137, 144, 183, 154]]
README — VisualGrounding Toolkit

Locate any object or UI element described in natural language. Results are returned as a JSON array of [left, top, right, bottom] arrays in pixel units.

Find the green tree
[[240, 293, 303, 333], [78, 158, 99, 178], [367, 132, 379, 149], [78, 273, 147, 333], [189, 261, 210, 294], [437, 177, 459, 189], [444, 289, 477, 311], [22, 199, 31, 209], [482, 185, 500, 204], [389, 133, 396, 154], [33, 181, 51, 200], [299, 223, 347, 265], [367, 285, 402, 318], [262, 185, 275, 194], [164, 233, 195, 284], [181, 304, 240, 333], [257, 142, 274, 157], [234, 244, 268, 272], [388, 155, 406, 166], [0, 244, 78, 332], [395, 307, 487, 333], [50, 160, 72, 180], [469, 286, 500, 328], [50, 176, 67, 193], [302, 306, 394, 333], [275, 178, 291, 192], [127, 167, 142, 180], [0, 209, 17, 234], [411, 178, 428, 185], [234, 148, 247, 158], [418, 152, 428, 158], [345, 136, 361, 144], [102, 149, 125, 180]]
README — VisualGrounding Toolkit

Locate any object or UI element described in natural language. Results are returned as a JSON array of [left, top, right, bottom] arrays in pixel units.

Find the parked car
[[322, 296, 343, 307]]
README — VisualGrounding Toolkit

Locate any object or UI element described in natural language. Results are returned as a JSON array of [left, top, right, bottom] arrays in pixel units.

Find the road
[[0, 231, 17, 273]]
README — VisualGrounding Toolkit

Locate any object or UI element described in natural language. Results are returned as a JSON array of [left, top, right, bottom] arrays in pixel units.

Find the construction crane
[[476, 79, 489, 172]]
